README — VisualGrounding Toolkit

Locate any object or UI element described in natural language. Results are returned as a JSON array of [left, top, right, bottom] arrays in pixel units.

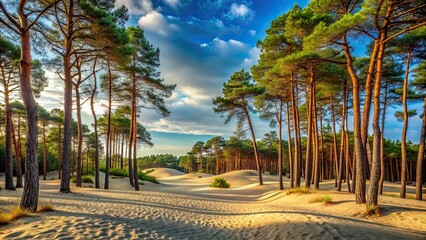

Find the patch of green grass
[[70, 175, 93, 184], [210, 177, 230, 188], [109, 168, 128, 177], [37, 204, 54, 213], [287, 187, 311, 195], [137, 172, 159, 184], [309, 195, 333, 205]]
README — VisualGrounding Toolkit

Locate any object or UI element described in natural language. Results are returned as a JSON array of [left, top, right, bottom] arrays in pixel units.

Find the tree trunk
[[286, 102, 294, 188], [11, 116, 23, 188], [337, 79, 347, 191], [90, 59, 100, 189], [58, 122, 62, 179], [19, 13, 39, 211], [379, 83, 388, 194], [104, 62, 112, 189], [331, 96, 339, 187], [132, 97, 139, 191], [60, 0, 74, 193], [416, 98, 426, 200], [43, 120, 47, 181], [305, 66, 315, 188], [290, 72, 301, 187], [75, 85, 83, 187], [244, 107, 263, 185], [400, 51, 411, 198], [343, 35, 365, 203], [2, 75, 15, 190], [277, 100, 284, 190]]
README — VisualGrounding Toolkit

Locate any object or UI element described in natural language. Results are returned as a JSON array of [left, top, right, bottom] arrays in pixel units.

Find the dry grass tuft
[[0, 207, 34, 225], [38, 204, 54, 213], [287, 187, 312, 195], [363, 204, 381, 217], [309, 195, 333, 205]]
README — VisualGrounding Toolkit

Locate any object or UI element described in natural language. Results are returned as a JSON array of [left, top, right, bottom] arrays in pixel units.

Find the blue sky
[[37, 0, 423, 156]]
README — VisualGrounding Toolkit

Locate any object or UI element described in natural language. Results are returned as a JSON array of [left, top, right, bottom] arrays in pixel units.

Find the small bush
[[145, 169, 155, 175], [38, 204, 54, 213], [70, 175, 93, 184], [309, 195, 332, 205], [287, 187, 311, 195], [210, 177, 230, 188], [81, 175, 93, 184], [109, 168, 129, 177]]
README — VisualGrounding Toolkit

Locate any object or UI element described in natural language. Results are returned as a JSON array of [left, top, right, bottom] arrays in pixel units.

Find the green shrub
[[109, 168, 129, 177], [70, 175, 93, 184], [210, 177, 230, 188], [145, 169, 155, 174], [365, 204, 381, 216], [81, 175, 93, 184], [137, 171, 159, 184]]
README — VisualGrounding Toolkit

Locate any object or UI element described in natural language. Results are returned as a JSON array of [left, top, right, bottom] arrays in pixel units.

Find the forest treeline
[[206, 0, 425, 213], [0, 0, 174, 212], [0, 0, 425, 214]]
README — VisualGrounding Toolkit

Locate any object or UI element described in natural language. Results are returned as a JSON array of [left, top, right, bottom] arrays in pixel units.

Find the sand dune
[[145, 168, 185, 178], [0, 170, 425, 239]]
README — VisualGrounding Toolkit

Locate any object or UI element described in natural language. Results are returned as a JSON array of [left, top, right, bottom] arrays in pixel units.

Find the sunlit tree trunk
[[90, 59, 100, 189], [400, 50, 411, 198], [416, 98, 426, 200], [379, 83, 388, 194], [343, 35, 365, 203], [286, 102, 294, 188], [243, 107, 263, 185]]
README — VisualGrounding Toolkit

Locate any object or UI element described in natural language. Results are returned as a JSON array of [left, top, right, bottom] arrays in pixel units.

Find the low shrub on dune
[[0, 207, 33, 226], [210, 177, 230, 188], [70, 175, 93, 184], [38, 204, 54, 213]]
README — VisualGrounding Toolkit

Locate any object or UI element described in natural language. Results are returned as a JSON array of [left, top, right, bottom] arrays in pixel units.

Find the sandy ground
[[0, 169, 425, 239]]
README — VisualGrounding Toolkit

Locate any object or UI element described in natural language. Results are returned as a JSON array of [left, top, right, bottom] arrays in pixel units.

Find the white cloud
[[229, 3, 252, 18], [249, 29, 256, 37], [138, 11, 174, 36], [164, 0, 179, 8]]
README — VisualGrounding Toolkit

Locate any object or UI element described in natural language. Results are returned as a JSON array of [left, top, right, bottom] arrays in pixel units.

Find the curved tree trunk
[[331, 96, 339, 187], [343, 35, 365, 203], [244, 107, 263, 185], [416, 98, 426, 200], [90, 59, 100, 189], [290, 72, 301, 188]]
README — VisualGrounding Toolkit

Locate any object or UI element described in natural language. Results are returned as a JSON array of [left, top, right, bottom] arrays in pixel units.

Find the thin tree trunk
[[244, 107, 263, 185], [331, 96, 339, 186], [305, 67, 315, 188], [11, 117, 23, 188], [379, 83, 388, 194], [416, 98, 426, 200], [104, 62, 112, 189], [43, 120, 47, 181], [75, 85, 83, 187], [90, 59, 100, 189], [132, 97, 139, 190], [337, 80, 347, 191], [400, 51, 411, 198], [277, 100, 284, 190], [290, 72, 301, 187], [2, 76, 15, 190], [286, 102, 294, 188]]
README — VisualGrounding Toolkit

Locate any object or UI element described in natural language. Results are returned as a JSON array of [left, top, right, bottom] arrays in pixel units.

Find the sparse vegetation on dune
[[0, 207, 34, 226], [210, 177, 231, 188], [287, 187, 312, 195], [309, 195, 333, 205]]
